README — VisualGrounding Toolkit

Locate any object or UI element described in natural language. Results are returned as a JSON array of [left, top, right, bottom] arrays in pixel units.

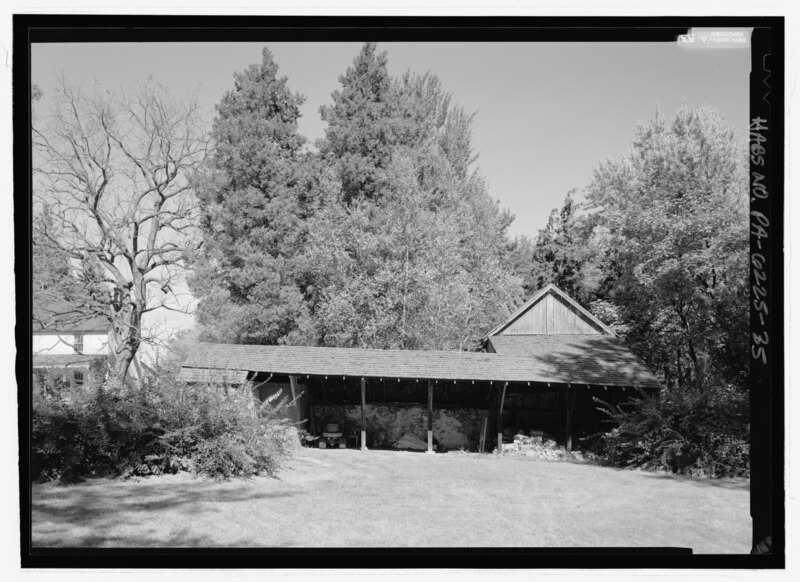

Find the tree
[[31, 82, 107, 332], [33, 230, 108, 331], [33, 79, 208, 383], [523, 190, 596, 302], [190, 48, 321, 346], [307, 63, 524, 350], [582, 105, 749, 388], [318, 42, 395, 203]]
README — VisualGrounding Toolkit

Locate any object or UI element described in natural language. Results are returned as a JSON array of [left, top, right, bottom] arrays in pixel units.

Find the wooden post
[[289, 375, 301, 445], [427, 380, 434, 453], [497, 381, 507, 454], [360, 377, 367, 451], [479, 410, 488, 454], [307, 377, 316, 437], [565, 384, 573, 452], [288, 375, 298, 425]]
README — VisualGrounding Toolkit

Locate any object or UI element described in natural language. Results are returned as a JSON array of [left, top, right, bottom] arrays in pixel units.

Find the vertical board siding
[[502, 291, 603, 335], [546, 293, 555, 333]]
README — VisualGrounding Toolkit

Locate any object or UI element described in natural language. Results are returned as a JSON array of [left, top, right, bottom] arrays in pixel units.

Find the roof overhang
[[178, 367, 250, 385], [179, 343, 660, 389]]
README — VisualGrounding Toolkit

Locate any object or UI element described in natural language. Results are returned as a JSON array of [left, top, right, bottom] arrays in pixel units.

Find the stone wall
[[312, 403, 482, 451]]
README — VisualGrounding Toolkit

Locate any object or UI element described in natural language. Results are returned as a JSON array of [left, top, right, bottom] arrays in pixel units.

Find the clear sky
[[32, 40, 750, 238]]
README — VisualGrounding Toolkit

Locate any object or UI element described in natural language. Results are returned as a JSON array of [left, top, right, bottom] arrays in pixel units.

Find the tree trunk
[[110, 293, 144, 386], [676, 305, 700, 386], [112, 347, 136, 385]]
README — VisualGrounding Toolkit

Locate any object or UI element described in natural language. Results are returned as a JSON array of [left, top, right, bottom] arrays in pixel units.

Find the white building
[[33, 303, 143, 388]]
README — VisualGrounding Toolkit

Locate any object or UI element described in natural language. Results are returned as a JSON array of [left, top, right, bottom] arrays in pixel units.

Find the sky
[[30, 39, 751, 349], [32, 40, 750, 238]]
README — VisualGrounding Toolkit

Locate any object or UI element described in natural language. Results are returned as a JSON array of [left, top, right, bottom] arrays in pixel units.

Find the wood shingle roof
[[180, 342, 660, 388], [487, 334, 659, 388]]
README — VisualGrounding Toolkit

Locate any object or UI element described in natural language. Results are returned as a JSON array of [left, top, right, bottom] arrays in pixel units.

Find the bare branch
[[33, 78, 210, 382]]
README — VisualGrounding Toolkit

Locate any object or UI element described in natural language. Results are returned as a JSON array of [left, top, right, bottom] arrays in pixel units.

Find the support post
[[307, 377, 316, 437], [479, 410, 488, 454], [427, 380, 434, 453], [360, 377, 367, 451], [289, 375, 300, 445], [497, 381, 507, 454], [565, 384, 574, 452], [288, 375, 298, 425]]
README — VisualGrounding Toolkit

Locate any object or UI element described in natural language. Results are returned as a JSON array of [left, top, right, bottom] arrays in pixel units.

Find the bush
[[31, 373, 298, 483], [589, 381, 749, 478]]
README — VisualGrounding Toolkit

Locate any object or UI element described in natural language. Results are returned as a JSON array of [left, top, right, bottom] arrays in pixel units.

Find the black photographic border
[[13, 14, 785, 570]]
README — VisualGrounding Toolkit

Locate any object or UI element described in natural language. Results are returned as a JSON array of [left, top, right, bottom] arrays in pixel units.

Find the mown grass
[[32, 448, 750, 552]]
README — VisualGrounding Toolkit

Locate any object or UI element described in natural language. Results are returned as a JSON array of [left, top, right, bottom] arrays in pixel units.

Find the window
[[73, 371, 84, 387], [74, 333, 84, 353]]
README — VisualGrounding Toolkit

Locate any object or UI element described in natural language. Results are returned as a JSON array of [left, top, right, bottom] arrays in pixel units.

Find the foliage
[[582, 105, 749, 388], [32, 79, 209, 382], [528, 105, 750, 476], [191, 44, 526, 351], [318, 42, 395, 203], [590, 382, 749, 477], [31, 373, 297, 483], [522, 190, 595, 303], [190, 47, 323, 346], [306, 54, 524, 350]]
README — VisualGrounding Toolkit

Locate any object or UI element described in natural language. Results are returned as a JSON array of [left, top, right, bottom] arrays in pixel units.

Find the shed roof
[[33, 354, 107, 368], [180, 342, 659, 388], [487, 335, 659, 388], [178, 367, 250, 385]]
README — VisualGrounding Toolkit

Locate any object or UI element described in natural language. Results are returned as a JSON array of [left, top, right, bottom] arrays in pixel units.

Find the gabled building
[[33, 302, 145, 388], [179, 285, 660, 452], [480, 284, 659, 449]]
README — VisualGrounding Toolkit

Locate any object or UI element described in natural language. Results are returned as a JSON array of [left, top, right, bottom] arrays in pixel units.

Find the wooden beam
[[360, 377, 367, 451], [497, 381, 508, 454], [427, 380, 434, 453]]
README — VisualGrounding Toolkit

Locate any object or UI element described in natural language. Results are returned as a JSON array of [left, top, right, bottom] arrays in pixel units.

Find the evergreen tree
[[524, 190, 593, 302], [190, 48, 318, 345], [318, 42, 395, 203]]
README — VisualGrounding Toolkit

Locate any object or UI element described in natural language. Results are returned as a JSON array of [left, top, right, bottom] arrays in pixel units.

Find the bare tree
[[33, 79, 209, 383]]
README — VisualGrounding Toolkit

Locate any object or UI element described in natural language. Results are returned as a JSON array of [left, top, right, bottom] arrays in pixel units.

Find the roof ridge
[[482, 284, 616, 338]]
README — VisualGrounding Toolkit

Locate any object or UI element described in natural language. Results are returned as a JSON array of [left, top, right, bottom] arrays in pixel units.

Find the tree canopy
[[191, 43, 525, 351], [189, 48, 321, 346], [526, 106, 749, 389]]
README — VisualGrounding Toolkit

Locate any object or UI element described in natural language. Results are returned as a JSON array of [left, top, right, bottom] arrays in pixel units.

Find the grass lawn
[[32, 448, 750, 552]]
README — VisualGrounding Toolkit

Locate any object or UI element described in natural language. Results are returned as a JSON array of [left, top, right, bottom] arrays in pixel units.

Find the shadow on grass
[[33, 526, 220, 548], [636, 470, 750, 490], [33, 477, 302, 547]]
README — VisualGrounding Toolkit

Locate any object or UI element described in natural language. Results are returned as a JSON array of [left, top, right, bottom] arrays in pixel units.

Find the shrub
[[589, 380, 749, 478], [31, 372, 298, 483]]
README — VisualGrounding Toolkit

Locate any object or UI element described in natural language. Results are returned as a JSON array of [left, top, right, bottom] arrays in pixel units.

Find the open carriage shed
[[179, 285, 660, 452]]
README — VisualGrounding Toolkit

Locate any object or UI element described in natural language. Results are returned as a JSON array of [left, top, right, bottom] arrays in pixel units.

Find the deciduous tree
[[33, 79, 208, 382], [308, 61, 523, 350], [582, 105, 749, 387]]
